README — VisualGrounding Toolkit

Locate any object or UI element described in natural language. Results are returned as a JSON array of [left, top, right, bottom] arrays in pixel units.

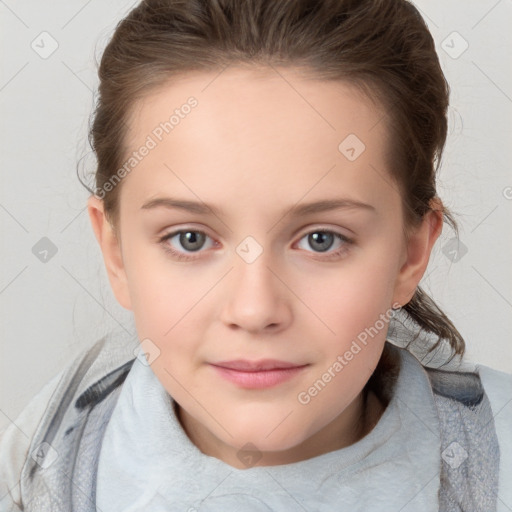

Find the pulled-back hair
[[80, 0, 465, 361]]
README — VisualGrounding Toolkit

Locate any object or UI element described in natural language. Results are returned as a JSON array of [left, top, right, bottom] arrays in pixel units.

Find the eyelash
[[158, 228, 354, 262]]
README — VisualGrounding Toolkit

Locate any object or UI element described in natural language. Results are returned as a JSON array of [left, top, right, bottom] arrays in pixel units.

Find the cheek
[[123, 244, 215, 372], [296, 254, 400, 340], [122, 242, 191, 341]]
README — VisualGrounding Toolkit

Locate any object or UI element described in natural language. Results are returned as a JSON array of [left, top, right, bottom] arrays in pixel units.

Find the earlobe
[[87, 195, 132, 310], [392, 200, 443, 307]]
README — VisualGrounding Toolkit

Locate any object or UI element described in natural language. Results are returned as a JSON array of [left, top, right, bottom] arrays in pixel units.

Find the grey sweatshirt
[[1, 335, 511, 511]]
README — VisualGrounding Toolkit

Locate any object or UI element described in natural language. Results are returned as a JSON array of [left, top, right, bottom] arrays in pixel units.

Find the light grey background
[[1, 0, 511, 432]]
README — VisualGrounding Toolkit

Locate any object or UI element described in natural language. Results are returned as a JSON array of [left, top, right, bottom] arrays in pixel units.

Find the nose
[[219, 249, 292, 334]]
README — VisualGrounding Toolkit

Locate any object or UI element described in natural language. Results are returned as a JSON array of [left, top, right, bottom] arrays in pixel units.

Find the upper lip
[[211, 359, 308, 372]]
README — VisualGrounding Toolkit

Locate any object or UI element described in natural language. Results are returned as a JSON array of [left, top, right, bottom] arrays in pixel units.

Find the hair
[[80, 0, 465, 363]]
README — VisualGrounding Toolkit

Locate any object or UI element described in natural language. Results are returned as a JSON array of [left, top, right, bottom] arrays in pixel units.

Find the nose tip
[[219, 254, 291, 333]]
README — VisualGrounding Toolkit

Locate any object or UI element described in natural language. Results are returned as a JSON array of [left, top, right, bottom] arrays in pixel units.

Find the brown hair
[[80, 0, 465, 361]]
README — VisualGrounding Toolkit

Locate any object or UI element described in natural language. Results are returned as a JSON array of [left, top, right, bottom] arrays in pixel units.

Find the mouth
[[209, 359, 309, 389], [212, 359, 306, 371]]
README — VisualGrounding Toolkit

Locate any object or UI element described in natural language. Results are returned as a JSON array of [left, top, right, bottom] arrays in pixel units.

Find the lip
[[212, 359, 306, 371], [209, 359, 309, 389]]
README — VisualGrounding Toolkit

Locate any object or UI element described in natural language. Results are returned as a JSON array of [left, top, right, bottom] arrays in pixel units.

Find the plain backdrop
[[1, 0, 511, 432]]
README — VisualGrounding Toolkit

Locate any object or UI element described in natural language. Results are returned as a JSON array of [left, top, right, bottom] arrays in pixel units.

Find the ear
[[87, 195, 132, 310], [392, 198, 443, 307]]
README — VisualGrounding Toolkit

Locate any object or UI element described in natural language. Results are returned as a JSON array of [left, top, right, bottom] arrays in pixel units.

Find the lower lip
[[210, 365, 308, 389]]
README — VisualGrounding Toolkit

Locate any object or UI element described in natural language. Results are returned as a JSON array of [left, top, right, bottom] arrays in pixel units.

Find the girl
[[1, 0, 511, 510]]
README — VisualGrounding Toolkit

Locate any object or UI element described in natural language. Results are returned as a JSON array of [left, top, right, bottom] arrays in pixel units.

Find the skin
[[87, 66, 443, 469]]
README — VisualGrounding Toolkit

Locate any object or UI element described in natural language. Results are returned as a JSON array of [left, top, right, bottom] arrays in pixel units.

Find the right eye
[[159, 229, 217, 261]]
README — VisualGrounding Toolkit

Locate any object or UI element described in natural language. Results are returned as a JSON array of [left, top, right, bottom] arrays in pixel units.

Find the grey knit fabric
[[428, 369, 500, 510], [18, 336, 500, 511]]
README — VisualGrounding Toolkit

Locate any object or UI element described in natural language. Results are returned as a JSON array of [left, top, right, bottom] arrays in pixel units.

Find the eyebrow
[[140, 196, 376, 217]]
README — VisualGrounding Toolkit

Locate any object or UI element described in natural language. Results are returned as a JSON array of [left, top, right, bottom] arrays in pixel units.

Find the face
[[88, 66, 441, 468]]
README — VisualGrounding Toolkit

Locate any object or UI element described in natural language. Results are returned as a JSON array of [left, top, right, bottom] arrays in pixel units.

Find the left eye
[[296, 230, 350, 254]]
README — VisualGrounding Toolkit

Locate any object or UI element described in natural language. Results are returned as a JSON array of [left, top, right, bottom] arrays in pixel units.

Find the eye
[[295, 229, 353, 260], [159, 227, 353, 262], [159, 229, 216, 261]]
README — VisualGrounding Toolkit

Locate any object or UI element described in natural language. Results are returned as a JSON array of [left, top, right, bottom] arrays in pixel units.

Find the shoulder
[[422, 358, 511, 441], [423, 358, 512, 511], [0, 332, 138, 511], [0, 369, 64, 511], [477, 364, 512, 511], [476, 363, 512, 405]]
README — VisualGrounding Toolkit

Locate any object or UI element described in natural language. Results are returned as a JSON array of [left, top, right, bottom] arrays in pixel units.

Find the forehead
[[120, 66, 397, 218], [126, 65, 387, 147]]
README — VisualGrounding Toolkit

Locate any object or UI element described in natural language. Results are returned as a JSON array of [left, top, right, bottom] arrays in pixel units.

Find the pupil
[[310, 232, 333, 252], [181, 231, 204, 251]]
